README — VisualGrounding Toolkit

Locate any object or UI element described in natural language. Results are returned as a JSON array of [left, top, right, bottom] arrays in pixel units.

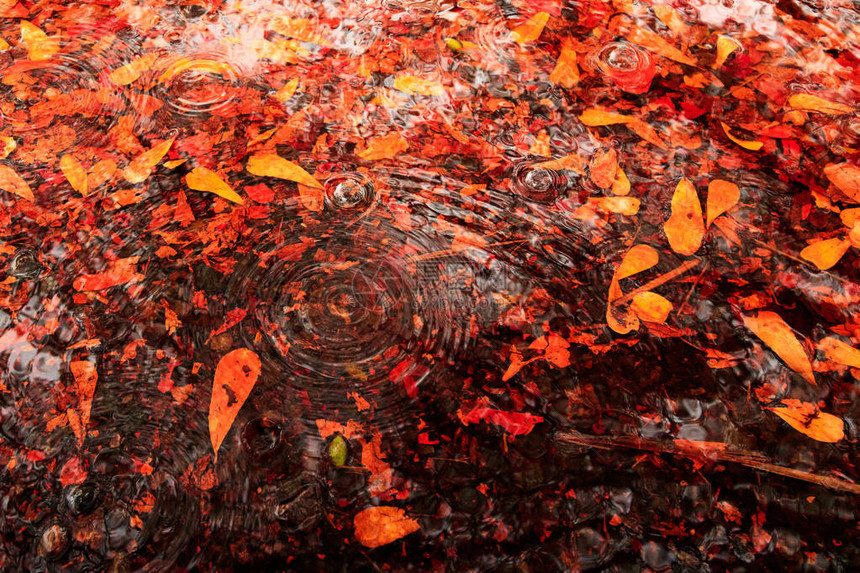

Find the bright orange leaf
[[209, 348, 261, 459], [549, 40, 579, 88], [109, 53, 159, 85], [579, 109, 633, 126], [511, 12, 549, 46], [392, 75, 445, 96], [788, 94, 854, 115], [800, 237, 850, 270], [358, 132, 409, 161], [743, 311, 815, 384], [590, 149, 617, 189], [712, 35, 741, 69], [297, 183, 324, 212], [766, 401, 844, 443], [664, 178, 704, 256], [630, 292, 673, 324], [818, 337, 860, 368], [353, 506, 420, 548], [60, 154, 87, 196], [246, 154, 322, 188], [20, 21, 58, 61], [186, 167, 244, 204], [721, 122, 763, 151], [123, 136, 176, 184], [705, 179, 740, 227], [0, 165, 34, 201], [823, 163, 860, 203], [617, 244, 659, 280]]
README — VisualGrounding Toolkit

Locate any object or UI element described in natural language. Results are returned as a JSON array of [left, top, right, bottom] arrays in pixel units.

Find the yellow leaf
[[823, 163, 860, 203], [800, 237, 850, 270], [788, 94, 854, 115], [209, 348, 261, 459], [20, 21, 58, 61], [594, 196, 640, 215], [743, 311, 815, 384], [712, 35, 741, 69], [274, 78, 298, 103], [0, 135, 16, 159], [358, 132, 409, 161], [617, 244, 659, 280], [123, 137, 176, 184], [720, 122, 763, 151], [818, 337, 860, 368], [664, 178, 704, 256], [157, 58, 236, 83], [767, 403, 844, 443], [706, 179, 740, 227], [87, 158, 117, 191], [580, 109, 633, 126], [186, 167, 244, 205], [297, 183, 324, 212], [353, 506, 420, 548], [630, 292, 673, 324], [392, 75, 445, 96], [0, 165, 34, 201], [109, 53, 159, 85], [246, 154, 322, 188], [535, 153, 586, 174], [611, 168, 630, 196], [60, 154, 88, 196], [549, 41, 579, 88], [511, 12, 549, 46]]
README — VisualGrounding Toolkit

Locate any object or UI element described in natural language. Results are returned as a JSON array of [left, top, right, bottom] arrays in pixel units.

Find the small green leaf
[[329, 435, 348, 467]]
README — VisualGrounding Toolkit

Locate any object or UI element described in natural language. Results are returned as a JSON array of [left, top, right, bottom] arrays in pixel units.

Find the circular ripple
[[593, 41, 655, 94], [152, 52, 239, 117], [324, 172, 376, 211], [510, 162, 567, 203]]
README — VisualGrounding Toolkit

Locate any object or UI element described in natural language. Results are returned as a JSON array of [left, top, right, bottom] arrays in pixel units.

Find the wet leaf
[[590, 149, 617, 189], [109, 53, 159, 85], [788, 94, 854, 115], [186, 167, 244, 205], [818, 337, 860, 368], [536, 153, 586, 174], [157, 58, 235, 83], [628, 25, 695, 66], [511, 12, 549, 46], [799, 238, 850, 270], [458, 402, 545, 436], [392, 75, 445, 96], [822, 163, 860, 203], [274, 78, 298, 103], [549, 41, 579, 88], [712, 35, 741, 69], [607, 275, 639, 335], [0, 165, 34, 201], [743, 311, 815, 385], [664, 178, 704, 256], [20, 21, 58, 61], [123, 136, 176, 184], [721, 122, 763, 151], [580, 109, 633, 126], [73, 257, 143, 291], [630, 292, 673, 324], [69, 360, 97, 446], [209, 348, 262, 459], [87, 158, 117, 191], [766, 402, 844, 443], [611, 168, 630, 196], [297, 183, 324, 212], [329, 435, 348, 467], [60, 154, 87, 196], [617, 245, 659, 280], [358, 132, 409, 161], [705, 179, 740, 227], [594, 196, 640, 215], [0, 135, 16, 159], [353, 506, 420, 548], [246, 154, 322, 188]]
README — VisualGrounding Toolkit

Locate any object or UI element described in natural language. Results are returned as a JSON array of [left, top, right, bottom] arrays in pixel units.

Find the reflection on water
[[1, 0, 859, 571]]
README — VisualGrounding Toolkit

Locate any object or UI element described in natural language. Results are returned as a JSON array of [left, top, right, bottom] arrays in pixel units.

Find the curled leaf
[[60, 154, 88, 196], [706, 179, 740, 227], [788, 94, 854, 115], [721, 122, 763, 151], [274, 78, 298, 103], [630, 292, 673, 324], [664, 178, 704, 256], [800, 237, 850, 270], [766, 402, 844, 443], [743, 311, 815, 384], [0, 165, 34, 201], [209, 348, 262, 458], [617, 245, 659, 280], [354, 506, 420, 548], [186, 167, 244, 205], [246, 154, 322, 188]]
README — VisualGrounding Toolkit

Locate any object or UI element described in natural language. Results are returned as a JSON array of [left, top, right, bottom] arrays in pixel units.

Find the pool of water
[[1, 0, 858, 571]]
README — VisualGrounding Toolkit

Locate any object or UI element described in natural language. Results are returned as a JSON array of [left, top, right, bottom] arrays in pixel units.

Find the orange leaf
[[818, 337, 860, 368], [664, 178, 704, 256], [354, 506, 420, 548], [87, 158, 117, 191], [627, 119, 667, 149], [358, 132, 409, 161], [297, 183, 324, 212], [712, 35, 741, 69], [706, 179, 740, 227], [580, 109, 633, 126], [69, 360, 97, 446], [617, 244, 659, 280], [392, 75, 445, 96], [73, 257, 143, 291], [0, 135, 16, 159], [0, 164, 34, 201], [186, 167, 244, 204], [60, 154, 87, 196], [246, 154, 322, 188], [822, 163, 860, 203], [766, 403, 844, 443], [788, 94, 854, 115], [109, 53, 159, 85], [511, 12, 549, 46], [743, 311, 815, 384], [611, 168, 630, 196], [20, 21, 58, 61], [590, 149, 617, 189], [628, 25, 695, 66], [123, 136, 176, 184], [799, 237, 850, 270], [274, 78, 298, 103], [535, 153, 586, 174], [630, 292, 673, 324], [593, 196, 640, 215], [720, 122, 763, 151], [549, 41, 579, 88], [209, 348, 261, 459], [606, 275, 639, 334], [157, 58, 235, 83]]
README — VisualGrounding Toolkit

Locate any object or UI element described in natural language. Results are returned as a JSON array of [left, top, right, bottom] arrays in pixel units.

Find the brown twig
[[612, 258, 701, 307]]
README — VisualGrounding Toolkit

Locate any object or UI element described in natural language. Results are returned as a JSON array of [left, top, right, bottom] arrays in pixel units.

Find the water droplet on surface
[[511, 163, 566, 203], [9, 249, 42, 279], [324, 173, 375, 211], [65, 482, 100, 516]]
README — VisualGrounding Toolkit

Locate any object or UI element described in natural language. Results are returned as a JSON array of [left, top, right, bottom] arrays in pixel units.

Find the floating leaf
[[511, 12, 549, 46], [712, 35, 741, 69], [766, 402, 844, 443], [354, 506, 420, 548], [157, 58, 235, 83], [0, 135, 16, 159], [109, 53, 159, 85], [630, 292, 673, 324], [617, 245, 659, 280], [358, 132, 409, 161], [549, 41, 579, 87], [392, 75, 445, 96], [611, 168, 630, 196], [246, 154, 322, 188], [788, 94, 854, 115], [123, 136, 176, 184], [0, 165, 34, 201], [297, 183, 324, 212], [186, 167, 244, 205], [580, 109, 633, 126], [743, 311, 815, 384], [800, 238, 850, 270], [822, 163, 860, 203], [720, 122, 763, 151], [209, 348, 262, 458], [818, 337, 860, 368], [60, 154, 87, 196], [274, 78, 298, 103], [20, 21, 58, 61], [706, 179, 740, 227], [664, 178, 704, 256]]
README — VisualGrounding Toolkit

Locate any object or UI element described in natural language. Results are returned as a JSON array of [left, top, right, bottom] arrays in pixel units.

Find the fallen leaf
[[157, 58, 235, 83], [392, 75, 445, 96], [664, 178, 704, 256], [358, 132, 409, 161], [580, 109, 633, 126], [766, 402, 844, 443], [800, 237, 850, 270], [60, 154, 88, 196], [822, 163, 860, 203], [628, 25, 695, 66], [706, 179, 740, 227], [743, 311, 815, 384], [511, 12, 549, 45], [297, 183, 324, 212], [630, 292, 673, 324], [721, 122, 763, 151], [458, 401, 544, 436], [611, 168, 630, 195], [20, 21, 58, 61], [246, 154, 322, 188], [535, 153, 586, 174], [607, 275, 639, 334], [594, 196, 640, 215], [353, 506, 420, 548], [87, 158, 117, 191], [788, 94, 854, 115], [617, 244, 659, 279], [209, 348, 262, 459], [0, 165, 34, 201], [186, 167, 244, 204], [0, 135, 16, 159], [712, 35, 741, 69], [123, 136, 176, 184], [109, 53, 159, 85], [73, 257, 143, 291], [590, 149, 617, 189], [274, 78, 298, 103], [549, 41, 579, 88], [818, 337, 860, 368]]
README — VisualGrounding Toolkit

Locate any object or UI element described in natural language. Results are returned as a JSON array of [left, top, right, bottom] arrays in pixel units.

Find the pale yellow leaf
[[186, 167, 244, 205]]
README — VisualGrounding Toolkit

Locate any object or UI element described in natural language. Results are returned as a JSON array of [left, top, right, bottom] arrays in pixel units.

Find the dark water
[[1, 1, 859, 571]]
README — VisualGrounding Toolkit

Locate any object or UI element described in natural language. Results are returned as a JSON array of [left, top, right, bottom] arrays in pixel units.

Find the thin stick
[[612, 258, 701, 307]]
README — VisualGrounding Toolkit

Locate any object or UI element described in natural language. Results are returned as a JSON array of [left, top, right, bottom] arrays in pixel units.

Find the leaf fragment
[[358, 132, 409, 161], [611, 168, 630, 196], [186, 167, 244, 205], [664, 178, 704, 256], [706, 179, 740, 227], [549, 41, 579, 88], [511, 12, 549, 46], [712, 35, 741, 69], [720, 122, 763, 151], [209, 348, 262, 458], [766, 402, 844, 443], [123, 137, 176, 184], [354, 506, 420, 548], [788, 94, 854, 115], [0, 165, 34, 201], [60, 154, 88, 196], [20, 21, 58, 61], [589, 149, 617, 189], [743, 311, 815, 384], [818, 337, 860, 368], [799, 238, 850, 270], [630, 292, 673, 324], [157, 58, 235, 83], [246, 154, 322, 188], [822, 163, 860, 203], [628, 25, 695, 66], [0, 135, 16, 159], [109, 53, 159, 85], [617, 245, 659, 280]]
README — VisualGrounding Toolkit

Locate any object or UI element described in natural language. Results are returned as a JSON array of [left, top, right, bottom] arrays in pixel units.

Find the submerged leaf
[[617, 245, 659, 280], [630, 292, 673, 324], [511, 12, 549, 46], [123, 137, 176, 184], [0, 165, 34, 201], [354, 506, 420, 548], [767, 402, 844, 443], [20, 21, 58, 61], [186, 167, 244, 204], [706, 179, 740, 227], [712, 35, 741, 69], [580, 109, 633, 126], [246, 154, 322, 188], [743, 311, 815, 384], [664, 178, 704, 256], [392, 75, 445, 96], [209, 348, 262, 458], [788, 94, 854, 115], [157, 58, 235, 83], [109, 53, 159, 85], [818, 337, 860, 368], [297, 183, 324, 212], [358, 132, 409, 161], [720, 122, 763, 151], [549, 41, 579, 88], [822, 163, 860, 203], [60, 154, 88, 196], [800, 238, 850, 270]]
